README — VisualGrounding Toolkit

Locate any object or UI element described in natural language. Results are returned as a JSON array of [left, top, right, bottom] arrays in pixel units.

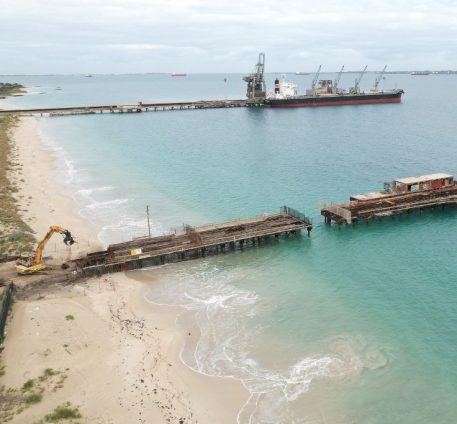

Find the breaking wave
[[143, 262, 384, 423]]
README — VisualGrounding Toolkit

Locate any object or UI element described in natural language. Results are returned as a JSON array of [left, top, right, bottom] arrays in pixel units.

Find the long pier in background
[[0, 98, 264, 117], [75, 206, 312, 277]]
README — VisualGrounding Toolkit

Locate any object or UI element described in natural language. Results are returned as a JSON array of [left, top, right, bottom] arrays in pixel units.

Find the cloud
[[1, 0, 457, 73]]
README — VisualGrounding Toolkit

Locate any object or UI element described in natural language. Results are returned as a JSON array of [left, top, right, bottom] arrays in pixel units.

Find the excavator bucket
[[63, 230, 75, 246]]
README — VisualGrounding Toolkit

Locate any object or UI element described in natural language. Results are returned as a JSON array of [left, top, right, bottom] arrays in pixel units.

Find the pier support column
[[307, 227, 311, 237]]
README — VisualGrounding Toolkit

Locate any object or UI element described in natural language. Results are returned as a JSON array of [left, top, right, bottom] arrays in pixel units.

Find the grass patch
[[44, 402, 81, 422], [24, 392, 42, 404], [0, 368, 68, 422], [65, 315, 74, 321], [21, 379, 34, 391], [0, 115, 35, 258], [44, 368, 57, 377]]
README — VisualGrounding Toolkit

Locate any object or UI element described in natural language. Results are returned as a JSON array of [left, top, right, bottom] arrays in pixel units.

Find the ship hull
[[263, 91, 403, 108]]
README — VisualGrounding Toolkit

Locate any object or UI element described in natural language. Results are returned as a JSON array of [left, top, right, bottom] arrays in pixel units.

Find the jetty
[[75, 206, 312, 277], [321, 173, 457, 225], [0, 98, 264, 117]]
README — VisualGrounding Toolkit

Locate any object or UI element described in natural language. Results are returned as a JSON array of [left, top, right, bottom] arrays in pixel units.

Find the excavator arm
[[16, 226, 75, 275], [33, 226, 75, 265]]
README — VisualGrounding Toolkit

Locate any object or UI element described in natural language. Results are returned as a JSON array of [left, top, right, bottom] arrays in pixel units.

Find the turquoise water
[[2, 73, 457, 422]]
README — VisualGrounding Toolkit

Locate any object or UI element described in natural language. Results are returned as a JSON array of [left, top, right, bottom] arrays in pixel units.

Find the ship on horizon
[[243, 54, 404, 108], [411, 71, 431, 76], [171, 72, 187, 77]]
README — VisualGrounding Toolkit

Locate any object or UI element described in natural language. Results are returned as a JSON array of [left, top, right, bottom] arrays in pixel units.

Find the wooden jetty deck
[[321, 184, 457, 225], [0, 98, 264, 117], [75, 206, 312, 277]]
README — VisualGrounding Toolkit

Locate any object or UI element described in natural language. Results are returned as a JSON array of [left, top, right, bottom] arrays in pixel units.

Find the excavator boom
[[16, 226, 75, 275]]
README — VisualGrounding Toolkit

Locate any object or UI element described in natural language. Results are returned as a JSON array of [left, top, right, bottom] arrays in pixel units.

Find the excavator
[[16, 226, 75, 275]]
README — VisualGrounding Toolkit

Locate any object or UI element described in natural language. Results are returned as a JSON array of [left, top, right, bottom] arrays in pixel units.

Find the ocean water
[[2, 72, 457, 422]]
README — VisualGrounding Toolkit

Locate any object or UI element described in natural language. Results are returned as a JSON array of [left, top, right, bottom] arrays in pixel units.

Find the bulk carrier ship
[[243, 54, 404, 108]]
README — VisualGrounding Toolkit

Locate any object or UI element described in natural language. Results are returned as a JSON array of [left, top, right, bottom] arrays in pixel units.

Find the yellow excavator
[[16, 226, 75, 275]]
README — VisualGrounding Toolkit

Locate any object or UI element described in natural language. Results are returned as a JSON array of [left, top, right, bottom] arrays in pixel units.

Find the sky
[[1, 0, 457, 74]]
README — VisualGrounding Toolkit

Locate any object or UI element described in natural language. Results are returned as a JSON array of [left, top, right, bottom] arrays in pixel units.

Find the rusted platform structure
[[75, 206, 312, 277], [0, 98, 264, 117], [321, 173, 457, 225]]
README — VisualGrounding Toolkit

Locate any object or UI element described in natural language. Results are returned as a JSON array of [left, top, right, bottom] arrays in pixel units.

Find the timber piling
[[74, 206, 312, 277], [321, 174, 457, 225]]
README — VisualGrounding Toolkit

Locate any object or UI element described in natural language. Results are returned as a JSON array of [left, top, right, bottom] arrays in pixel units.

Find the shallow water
[[3, 72, 457, 422]]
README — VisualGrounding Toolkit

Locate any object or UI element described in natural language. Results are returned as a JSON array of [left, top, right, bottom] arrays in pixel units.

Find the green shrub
[[24, 393, 42, 404], [43, 368, 57, 377], [21, 379, 34, 391], [45, 402, 81, 422]]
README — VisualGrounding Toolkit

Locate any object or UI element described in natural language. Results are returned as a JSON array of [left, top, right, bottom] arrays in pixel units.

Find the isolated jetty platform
[[321, 173, 457, 225], [0, 98, 264, 117], [75, 206, 312, 277]]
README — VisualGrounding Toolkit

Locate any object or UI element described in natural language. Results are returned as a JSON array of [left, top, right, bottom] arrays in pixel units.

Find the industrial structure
[[321, 173, 457, 225], [75, 206, 312, 277], [243, 52, 266, 99]]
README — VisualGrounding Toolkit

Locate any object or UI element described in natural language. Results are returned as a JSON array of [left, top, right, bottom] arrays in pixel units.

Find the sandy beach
[[0, 117, 249, 423], [7, 116, 102, 261]]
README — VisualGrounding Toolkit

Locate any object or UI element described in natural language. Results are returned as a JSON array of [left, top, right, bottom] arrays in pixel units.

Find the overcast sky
[[1, 0, 457, 74]]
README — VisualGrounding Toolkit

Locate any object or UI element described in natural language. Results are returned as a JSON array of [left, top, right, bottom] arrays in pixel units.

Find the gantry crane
[[350, 65, 368, 94], [243, 53, 266, 99], [333, 65, 345, 91], [374, 65, 388, 91], [311, 65, 322, 91]]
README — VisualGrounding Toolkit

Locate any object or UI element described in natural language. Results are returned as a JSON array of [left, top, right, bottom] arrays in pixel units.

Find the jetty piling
[[75, 206, 312, 277], [321, 179, 457, 225]]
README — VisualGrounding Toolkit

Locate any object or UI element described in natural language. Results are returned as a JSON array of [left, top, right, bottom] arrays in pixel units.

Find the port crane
[[373, 65, 387, 91], [350, 65, 368, 94], [333, 65, 345, 91], [16, 226, 75, 275], [311, 65, 322, 91], [243, 53, 266, 99]]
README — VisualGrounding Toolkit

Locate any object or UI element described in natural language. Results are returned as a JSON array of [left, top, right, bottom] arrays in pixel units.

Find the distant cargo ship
[[171, 72, 187, 77], [411, 71, 431, 76], [243, 55, 404, 108], [263, 73, 403, 108], [264, 84, 404, 108]]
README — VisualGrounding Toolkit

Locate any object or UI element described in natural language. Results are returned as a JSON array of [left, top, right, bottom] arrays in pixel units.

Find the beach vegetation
[[65, 314, 74, 321], [0, 83, 25, 97], [44, 402, 82, 422], [24, 392, 42, 404], [44, 368, 57, 376], [21, 379, 34, 391], [0, 368, 68, 422], [0, 115, 35, 258]]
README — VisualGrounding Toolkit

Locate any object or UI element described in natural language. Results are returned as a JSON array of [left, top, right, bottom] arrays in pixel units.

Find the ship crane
[[243, 53, 266, 99], [351, 65, 367, 94], [374, 65, 387, 91], [333, 65, 345, 91], [311, 65, 322, 92]]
